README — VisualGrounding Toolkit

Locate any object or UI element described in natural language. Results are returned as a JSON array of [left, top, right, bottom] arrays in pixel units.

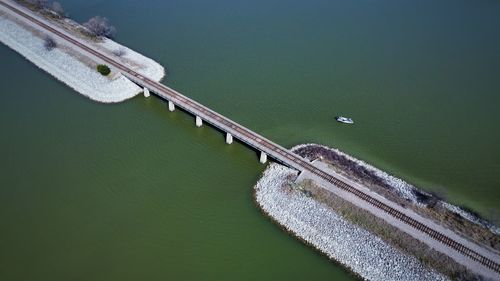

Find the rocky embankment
[[0, 3, 164, 103], [254, 143, 500, 280], [254, 163, 448, 281]]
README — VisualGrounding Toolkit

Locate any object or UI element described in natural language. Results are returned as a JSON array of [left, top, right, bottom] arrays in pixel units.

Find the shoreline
[[251, 184, 363, 281], [0, 1, 165, 103]]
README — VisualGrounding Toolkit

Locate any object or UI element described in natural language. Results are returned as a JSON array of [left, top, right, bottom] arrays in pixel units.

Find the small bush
[[24, 0, 48, 10], [96, 64, 111, 76], [44, 35, 56, 51], [112, 48, 126, 57]]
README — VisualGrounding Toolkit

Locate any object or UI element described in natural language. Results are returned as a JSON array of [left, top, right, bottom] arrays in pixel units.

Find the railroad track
[[1, 0, 498, 274]]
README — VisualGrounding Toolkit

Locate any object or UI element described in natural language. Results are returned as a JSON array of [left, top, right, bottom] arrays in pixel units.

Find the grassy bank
[[294, 145, 499, 252], [298, 179, 481, 280]]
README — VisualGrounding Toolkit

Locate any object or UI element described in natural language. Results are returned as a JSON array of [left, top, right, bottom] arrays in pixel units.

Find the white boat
[[336, 116, 354, 124]]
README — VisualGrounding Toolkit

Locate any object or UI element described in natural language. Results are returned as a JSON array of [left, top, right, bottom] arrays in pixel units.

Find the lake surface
[[1, 0, 499, 280]]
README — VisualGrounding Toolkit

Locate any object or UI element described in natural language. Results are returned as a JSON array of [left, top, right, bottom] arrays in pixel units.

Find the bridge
[[1, 0, 499, 277]]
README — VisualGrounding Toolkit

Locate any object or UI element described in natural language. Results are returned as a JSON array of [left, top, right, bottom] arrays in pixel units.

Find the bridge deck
[[1, 0, 498, 277]]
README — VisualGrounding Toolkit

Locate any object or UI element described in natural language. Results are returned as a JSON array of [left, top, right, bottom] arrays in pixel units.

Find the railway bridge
[[129, 73, 301, 168], [1, 0, 499, 278]]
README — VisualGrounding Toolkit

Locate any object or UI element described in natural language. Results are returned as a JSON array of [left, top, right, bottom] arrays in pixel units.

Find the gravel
[[254, 163, 448, 281]]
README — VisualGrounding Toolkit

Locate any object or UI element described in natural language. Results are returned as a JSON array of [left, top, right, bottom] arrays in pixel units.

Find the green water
[[1, 0, 499, 280]]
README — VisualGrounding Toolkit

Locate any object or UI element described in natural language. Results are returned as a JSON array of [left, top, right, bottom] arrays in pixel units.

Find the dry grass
[[298, 179, 483, 281], [294, 145, 500, 252]]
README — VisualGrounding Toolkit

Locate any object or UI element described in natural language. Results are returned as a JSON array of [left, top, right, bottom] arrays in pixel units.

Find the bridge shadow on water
[[138, 92, 268, 164]]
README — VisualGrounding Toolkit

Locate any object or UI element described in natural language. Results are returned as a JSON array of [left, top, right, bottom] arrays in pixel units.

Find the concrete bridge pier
[[195, 116, 203, 127], [168, 100, 175, 111], [259, 151, 267, 164], [143, 87, 150, 97], [225, 133, 233, 144]]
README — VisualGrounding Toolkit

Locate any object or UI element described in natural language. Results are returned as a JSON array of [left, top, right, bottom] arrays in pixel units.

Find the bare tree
[[83, 16, 116, 39], [44, 35, 56, 51], [51, 1, 64, 16], [112, 47, 126, 57]]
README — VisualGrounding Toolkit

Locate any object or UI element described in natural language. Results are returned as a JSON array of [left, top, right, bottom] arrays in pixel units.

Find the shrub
[[44, 35, 56, 51], [25, 0, 48, 10], [112, 48, 126, 57], [96, 64, 111, 76]]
